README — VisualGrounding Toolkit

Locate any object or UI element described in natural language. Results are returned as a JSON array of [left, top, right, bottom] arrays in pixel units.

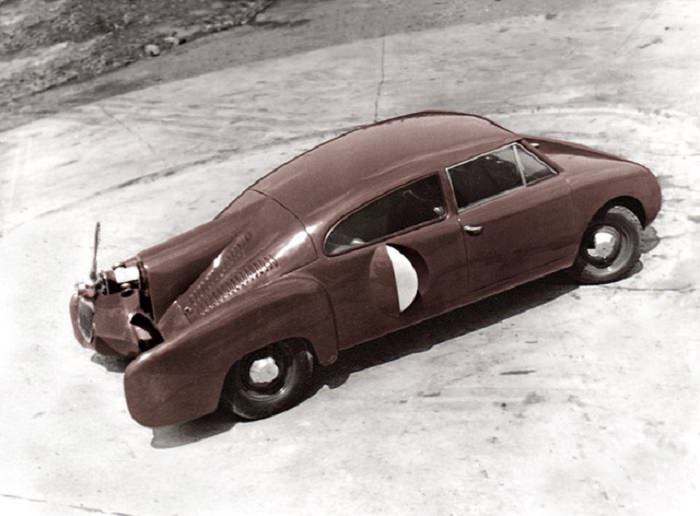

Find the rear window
[[325, 176, 446, 255]]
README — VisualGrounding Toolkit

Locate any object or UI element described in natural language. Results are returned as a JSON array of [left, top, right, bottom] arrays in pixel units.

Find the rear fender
[[124, 275, 337, 426]]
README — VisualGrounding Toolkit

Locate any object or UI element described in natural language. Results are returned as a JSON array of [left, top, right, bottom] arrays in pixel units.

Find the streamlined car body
[[69, 112, 661, 426]]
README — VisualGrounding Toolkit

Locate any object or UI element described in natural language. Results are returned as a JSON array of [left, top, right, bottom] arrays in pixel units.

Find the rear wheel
[[569, 206, 642, 284], [220, 340, 314, 420]]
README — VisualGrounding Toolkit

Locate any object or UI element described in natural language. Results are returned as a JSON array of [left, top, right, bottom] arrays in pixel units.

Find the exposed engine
[[72, 223, 161, 355]]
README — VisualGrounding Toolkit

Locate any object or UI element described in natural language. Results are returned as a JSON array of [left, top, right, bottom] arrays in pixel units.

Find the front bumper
[[69, 291, 143, 357]]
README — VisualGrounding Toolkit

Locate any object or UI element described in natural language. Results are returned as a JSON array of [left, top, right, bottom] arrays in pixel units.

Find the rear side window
[[325, 176, 446, 255], [516, 145, 555, 183], [448, 146, 523, 208]]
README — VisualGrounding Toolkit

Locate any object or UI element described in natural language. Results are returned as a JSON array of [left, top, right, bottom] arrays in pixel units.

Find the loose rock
[[163, 36, 180, 47], [144, 44, 161, 56]]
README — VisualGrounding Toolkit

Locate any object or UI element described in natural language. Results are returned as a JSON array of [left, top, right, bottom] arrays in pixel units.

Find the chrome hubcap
[[248, 356, 280, 384], [587, 225, 621, 262]]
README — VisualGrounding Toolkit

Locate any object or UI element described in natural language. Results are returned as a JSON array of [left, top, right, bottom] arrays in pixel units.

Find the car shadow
[[640, 224, 659, 253], [151, 410, 240, 449], [149, 271, 579, 449], [90, 353, 131, 373], [93, 225, 660, 448], [311, 272, 577, 392], [314, 225, 659, 392]]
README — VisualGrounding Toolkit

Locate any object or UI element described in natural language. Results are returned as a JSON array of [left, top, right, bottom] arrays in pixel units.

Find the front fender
[[568, 162, 661, 231], [123, 274, 337, 426]]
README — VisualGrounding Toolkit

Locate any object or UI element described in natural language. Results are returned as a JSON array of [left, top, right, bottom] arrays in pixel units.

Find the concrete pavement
[[1, 1, 699, 514]]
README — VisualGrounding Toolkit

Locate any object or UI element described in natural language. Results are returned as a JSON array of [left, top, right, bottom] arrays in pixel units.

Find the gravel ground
[[1, 0, 630, 131], [0, 0, 272, 110]]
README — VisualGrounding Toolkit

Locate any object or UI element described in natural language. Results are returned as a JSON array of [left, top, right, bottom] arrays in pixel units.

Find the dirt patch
[[0, 0, 273, 108], [523, 392, 546, 405]]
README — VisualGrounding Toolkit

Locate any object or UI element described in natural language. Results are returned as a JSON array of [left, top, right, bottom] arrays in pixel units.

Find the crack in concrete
[[0, 154, 215, 237], [373, 36, 386, 123], [667, 185, 698, 192], [97, 103, 159, 158], [643, 151, 700, 157], [0, 492, 134, 515], [489, 104, 697, 128], [600, 285, 695, 294], [614, 0, 661, 56], [638, 36, 663, 50]]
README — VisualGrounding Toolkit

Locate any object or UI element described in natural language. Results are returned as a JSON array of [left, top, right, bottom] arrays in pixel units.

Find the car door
[[312, 173, 469, 350], [447, 142, 578, 293]]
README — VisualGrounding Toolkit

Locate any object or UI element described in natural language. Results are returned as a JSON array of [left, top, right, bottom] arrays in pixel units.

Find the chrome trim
[[249, 357, 280, 384], [463, 224, 483, 235], [512, 144, 528, 185]]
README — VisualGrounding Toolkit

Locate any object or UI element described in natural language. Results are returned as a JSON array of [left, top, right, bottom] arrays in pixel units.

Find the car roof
[[252, 111, 517, 239]]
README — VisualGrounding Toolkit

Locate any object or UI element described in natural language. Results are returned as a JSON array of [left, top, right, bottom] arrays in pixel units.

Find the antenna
[[89, 221, 101, 282]]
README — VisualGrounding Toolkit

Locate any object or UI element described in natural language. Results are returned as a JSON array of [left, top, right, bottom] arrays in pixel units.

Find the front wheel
[[220, 340, 314, 420], [569, 206, 642, 284]]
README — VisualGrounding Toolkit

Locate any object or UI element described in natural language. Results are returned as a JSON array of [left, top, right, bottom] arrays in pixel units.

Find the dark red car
[[70, 112, 661, 426]]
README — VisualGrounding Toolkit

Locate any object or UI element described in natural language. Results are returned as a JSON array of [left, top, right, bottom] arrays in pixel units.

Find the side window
[[325, 176, 446, 255], [515, 144, 555, 183], [447, 145, 523, 209]]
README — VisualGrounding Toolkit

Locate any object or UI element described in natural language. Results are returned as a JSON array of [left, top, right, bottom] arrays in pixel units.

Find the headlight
[[77, 297, 95, 342]]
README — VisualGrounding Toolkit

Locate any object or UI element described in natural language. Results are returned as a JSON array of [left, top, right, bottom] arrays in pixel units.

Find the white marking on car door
[[386, 245, 418, 312]]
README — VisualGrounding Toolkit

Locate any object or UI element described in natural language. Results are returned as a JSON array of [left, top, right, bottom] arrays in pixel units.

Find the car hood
[[138, 190, 316, 323]]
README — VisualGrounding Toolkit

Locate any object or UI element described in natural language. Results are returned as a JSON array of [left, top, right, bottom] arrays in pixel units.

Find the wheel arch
[[124, 274, 338, 426], [594, 195, 646, 227]]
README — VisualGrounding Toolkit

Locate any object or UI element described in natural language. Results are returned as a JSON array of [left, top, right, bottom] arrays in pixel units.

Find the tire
[[569, 206, 642, 284], [220, 340, 314, 420]]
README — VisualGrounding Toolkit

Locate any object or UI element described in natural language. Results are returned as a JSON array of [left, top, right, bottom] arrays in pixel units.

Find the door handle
[[463, 224, 483, 235]]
